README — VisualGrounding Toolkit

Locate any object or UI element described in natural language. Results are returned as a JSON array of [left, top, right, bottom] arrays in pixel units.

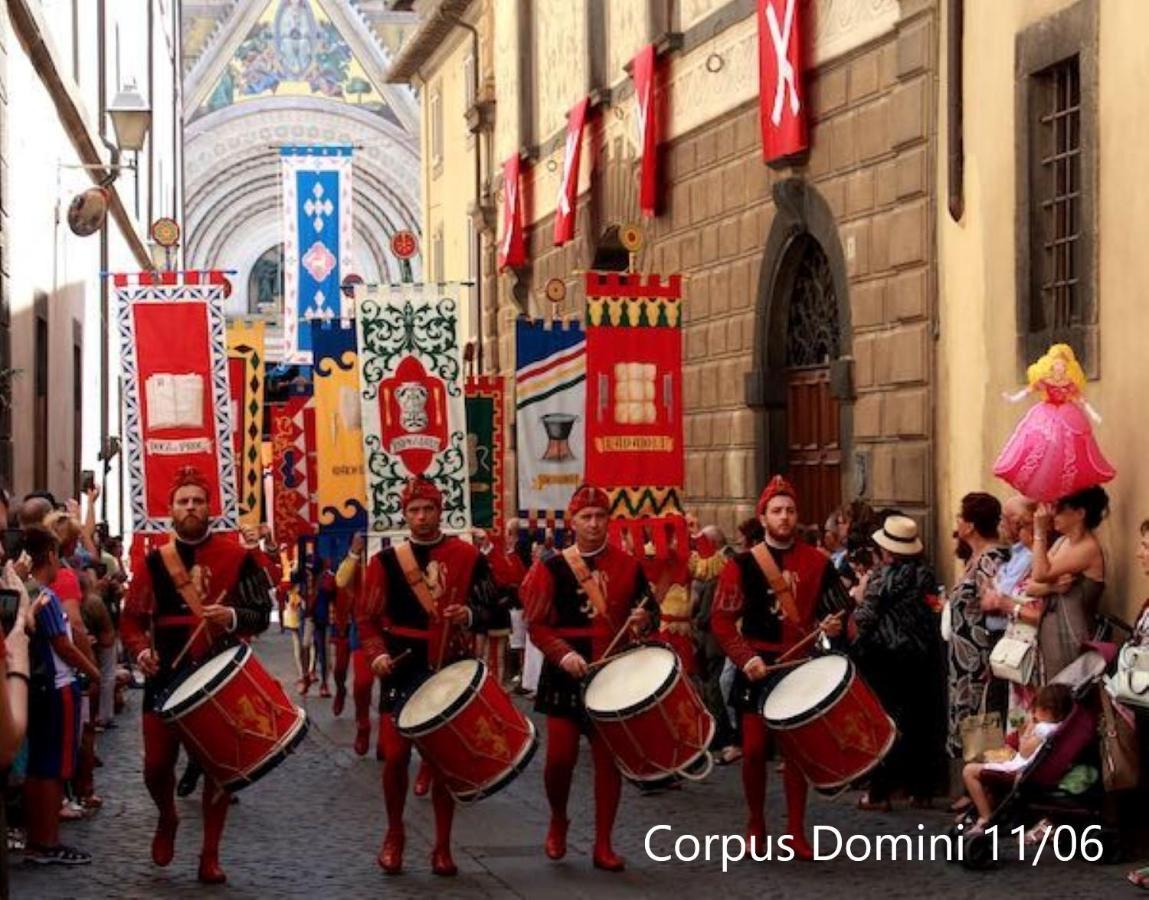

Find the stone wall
[[510, 3, 938, 539], [0, 5, 9, 485]]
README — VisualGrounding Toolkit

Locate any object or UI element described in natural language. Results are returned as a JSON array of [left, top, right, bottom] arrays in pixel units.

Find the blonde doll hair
[[1026, 343, 1086, 392]]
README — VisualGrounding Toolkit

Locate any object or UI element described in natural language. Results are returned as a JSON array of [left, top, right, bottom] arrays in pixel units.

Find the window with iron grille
[[1016, 0, 1097, 374], [1030, 57, 1081, 334]]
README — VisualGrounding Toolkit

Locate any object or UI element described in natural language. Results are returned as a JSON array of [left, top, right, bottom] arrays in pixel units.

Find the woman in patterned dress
[[946, 493, 1011, 768]]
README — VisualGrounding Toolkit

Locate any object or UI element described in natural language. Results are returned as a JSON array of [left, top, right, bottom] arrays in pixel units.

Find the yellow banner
[[226, 319, 265, 528], [313, 325, 367, 530]]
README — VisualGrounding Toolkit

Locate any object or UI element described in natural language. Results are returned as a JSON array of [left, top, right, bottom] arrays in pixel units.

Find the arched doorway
[[753, 178, 853, 528]]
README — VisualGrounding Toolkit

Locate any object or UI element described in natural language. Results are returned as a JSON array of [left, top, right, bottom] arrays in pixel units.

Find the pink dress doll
[[993, 344, 1115, 502]]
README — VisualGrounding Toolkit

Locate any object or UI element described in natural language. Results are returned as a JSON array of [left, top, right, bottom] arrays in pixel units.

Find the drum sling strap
[[750, 544, 802, 630], [394, 541, 440, 621], [159, 541, 206, 618], [561, 546, 614, 631]]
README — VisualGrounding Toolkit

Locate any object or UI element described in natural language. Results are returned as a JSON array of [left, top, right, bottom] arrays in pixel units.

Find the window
[[1031, 58, 1081, 334], [429, 86, 443, 172], [1016, 0, 1097, 373]]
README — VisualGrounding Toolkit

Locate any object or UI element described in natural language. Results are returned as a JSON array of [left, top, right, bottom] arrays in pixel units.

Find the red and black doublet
[[525, 544, 659, 721], [712, 540, 848, 712]]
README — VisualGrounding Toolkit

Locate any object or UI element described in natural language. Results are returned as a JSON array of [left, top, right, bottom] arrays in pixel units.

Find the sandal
[[948, 795, 972, 814], [1127, 866, 1149, 889], [59, 801, 85, 822], [80, 795, 103, 812], [1024, 819, 1052, 846], [24, 843, 93, 866]]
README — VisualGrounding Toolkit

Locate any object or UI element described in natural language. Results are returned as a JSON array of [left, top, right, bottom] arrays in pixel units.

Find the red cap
[[168, 466, 212, 504], [755, 474, 798, 516], [566, 484, 611, 519], [400, 476, 442, 510]]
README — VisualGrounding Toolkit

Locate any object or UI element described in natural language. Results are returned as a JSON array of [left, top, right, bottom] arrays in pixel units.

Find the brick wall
[[513, 6, 937, 538]]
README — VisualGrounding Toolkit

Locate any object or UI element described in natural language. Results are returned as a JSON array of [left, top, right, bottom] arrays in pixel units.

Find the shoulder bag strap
[[561, 546, 611, 624], [394, 542, 440, 620], [751, 543, 801, 626], [158, 541, 205, 618]]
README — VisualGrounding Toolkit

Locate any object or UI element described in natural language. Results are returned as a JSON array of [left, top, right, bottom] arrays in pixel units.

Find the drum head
[[397, 659, 482, 731], [761, 654, 851, 726], [584, 644, 677, 715], [159, 645, 246, 716]]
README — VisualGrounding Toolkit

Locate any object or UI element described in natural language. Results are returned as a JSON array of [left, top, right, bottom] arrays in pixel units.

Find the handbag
[[989, 620, 1038, 685], [959, 682, 1004, 763], [1097, 688, 1141, 791], [940, 597, 952, 643], [1110, 644, 1149, 710]]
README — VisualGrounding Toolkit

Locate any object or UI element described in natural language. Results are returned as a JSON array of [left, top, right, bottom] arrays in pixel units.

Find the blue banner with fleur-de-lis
[[281, 145, 354, 364]]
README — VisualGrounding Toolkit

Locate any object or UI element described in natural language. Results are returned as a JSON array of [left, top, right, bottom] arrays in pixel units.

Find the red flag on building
[[631, 44, 659, 217], [554, 97, 590, 246], [498, 154, 526, 270], [757, 0, 808, 162]]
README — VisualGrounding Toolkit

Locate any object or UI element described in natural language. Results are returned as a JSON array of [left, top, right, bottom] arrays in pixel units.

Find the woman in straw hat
[[849, 515, 947, 810]]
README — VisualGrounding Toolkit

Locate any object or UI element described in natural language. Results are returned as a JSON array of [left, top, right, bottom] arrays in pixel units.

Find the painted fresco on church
[[196, 0, 399, 124]]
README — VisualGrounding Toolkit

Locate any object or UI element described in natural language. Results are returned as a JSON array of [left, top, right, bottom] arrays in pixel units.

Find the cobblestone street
[[10, 632, 1135, 899]]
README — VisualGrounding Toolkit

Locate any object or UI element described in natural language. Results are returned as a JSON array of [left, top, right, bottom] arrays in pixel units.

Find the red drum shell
[[761, 654, 896, 791], [583, 643, 715, 783], [159, 644, 308, 792], [397, 659, 537, 802]]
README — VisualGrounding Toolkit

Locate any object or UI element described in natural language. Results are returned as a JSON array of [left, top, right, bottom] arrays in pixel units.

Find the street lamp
[[107, 82, 152, 153]]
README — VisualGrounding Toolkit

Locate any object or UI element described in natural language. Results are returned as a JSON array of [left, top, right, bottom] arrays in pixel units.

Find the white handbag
[[940, 596, 952, 643], [989, 621, 1038, 685], [1111, 644, 1149, 710]]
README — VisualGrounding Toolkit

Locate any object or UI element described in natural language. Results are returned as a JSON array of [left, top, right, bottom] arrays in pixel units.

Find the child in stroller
[[951, 644, 1123, 869]]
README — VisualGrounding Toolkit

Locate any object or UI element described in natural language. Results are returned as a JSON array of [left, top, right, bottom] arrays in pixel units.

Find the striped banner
[[465, 376, 506, 530], [515, 318, 586, 523]]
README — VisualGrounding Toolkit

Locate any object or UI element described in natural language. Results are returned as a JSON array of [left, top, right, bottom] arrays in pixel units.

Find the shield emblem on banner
[[378, 355, 448, 476]]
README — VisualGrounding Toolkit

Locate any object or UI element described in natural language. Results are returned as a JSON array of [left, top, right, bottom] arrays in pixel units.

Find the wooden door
[[785, 366, 841, 527]]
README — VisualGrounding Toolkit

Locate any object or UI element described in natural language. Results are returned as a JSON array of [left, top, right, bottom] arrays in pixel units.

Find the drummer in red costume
[[523, 484, 659, 872], [356, 476, 501, 877], [711, 475, 847, 859], [121, 466, 273, 884]]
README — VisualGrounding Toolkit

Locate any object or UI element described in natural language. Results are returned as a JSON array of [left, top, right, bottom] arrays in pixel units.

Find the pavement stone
[[11, 631, 1137, 898]]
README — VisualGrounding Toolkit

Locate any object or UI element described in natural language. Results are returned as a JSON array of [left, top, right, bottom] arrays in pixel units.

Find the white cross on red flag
[[553, 97, 590, 246], [498, 153, 526, 270], [631, 44, 659, 217], [757, 0, 808, 163]]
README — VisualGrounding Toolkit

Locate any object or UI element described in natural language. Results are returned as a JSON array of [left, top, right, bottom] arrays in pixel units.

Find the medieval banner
[[226, 319, 266, 528], [281, 145, 354, 363], [115, 270, 238, 533], [311, 319, 368, 543], [631, 44, 660, 218], [355, 283, 470, 536], [757, 0, 808, 162], [269, 393, 318, 551], [553, 97, 590, 246], [464, 376, 506, 530], [515, 318, 586, 523], [584, 272, 684, 544]]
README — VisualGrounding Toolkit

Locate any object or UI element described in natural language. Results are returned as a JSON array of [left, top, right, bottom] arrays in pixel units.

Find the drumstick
[[171, 590, 230, 671], [775, 611, 844, 665], [586, 619, 633, 671]]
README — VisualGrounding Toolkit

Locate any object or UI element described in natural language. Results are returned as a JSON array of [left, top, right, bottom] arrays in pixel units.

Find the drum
[[158, 644, 308, 793], [397, 658, 536, 802], [583, 643, 715, 784], [760, 653, 895, 792]]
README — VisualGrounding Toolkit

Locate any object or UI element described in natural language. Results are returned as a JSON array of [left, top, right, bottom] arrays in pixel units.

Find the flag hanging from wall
[[311, 319, 368, 543], [355, 283, 470, 536], [515, 318, 586, 526], [584, 272, 685, 552], [226, 319, 265, 528], [554, 97, 590, 246], [631, 44, 660, 218], [270, 393, 318, 551], [498, 154, 526, 270], [115, 270, 238, 533], [464, 376, 506, 530], [281, 145, 354, 363], [757, 0, 808, 162]]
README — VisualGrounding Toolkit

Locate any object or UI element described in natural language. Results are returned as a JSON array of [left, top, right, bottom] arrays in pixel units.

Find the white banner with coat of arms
[[354, 283, 471, 536]]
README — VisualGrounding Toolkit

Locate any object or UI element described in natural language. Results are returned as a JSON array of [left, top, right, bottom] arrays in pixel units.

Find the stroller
[[953, 641, 1124, 870]]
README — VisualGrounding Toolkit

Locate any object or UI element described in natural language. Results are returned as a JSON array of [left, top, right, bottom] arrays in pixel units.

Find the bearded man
[[121, 467, 272, 884]]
